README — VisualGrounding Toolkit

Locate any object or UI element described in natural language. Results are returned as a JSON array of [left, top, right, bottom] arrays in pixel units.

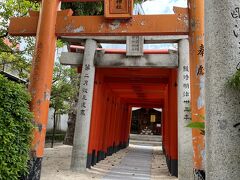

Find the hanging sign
[[150, 115, 156, 123], [104, 0, 133, 19]]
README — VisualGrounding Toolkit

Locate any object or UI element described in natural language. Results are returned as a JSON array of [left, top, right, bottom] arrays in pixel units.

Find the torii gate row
[[62, 43, 180, 176], [59, 39, 187, 177], [8, 0, 201, 179], [61, 35, 191, 179]]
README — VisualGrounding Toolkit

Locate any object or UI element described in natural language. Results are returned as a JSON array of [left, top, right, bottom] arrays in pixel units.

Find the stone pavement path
[[41, 141, 177, 180], [102, 145, 152, 180]]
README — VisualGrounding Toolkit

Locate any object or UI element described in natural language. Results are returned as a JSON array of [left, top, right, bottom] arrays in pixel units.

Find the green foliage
[[0, 0, 39, 35], [0, 75, 33, 180], [50, 63, 79, 147], [228, 70, 240, 90], [186, 114, 205, 135], [0, 0, 39, 78], [186, 122, 205, 129], [56, 40, 65, 48], [61, 0, 145, 16], [50, 63, 79, 114], [62, 2, 104, 16]]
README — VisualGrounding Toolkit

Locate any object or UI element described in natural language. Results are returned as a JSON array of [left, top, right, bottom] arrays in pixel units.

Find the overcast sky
[[102, 0, 187, 49], [142, 0, 187, 14]]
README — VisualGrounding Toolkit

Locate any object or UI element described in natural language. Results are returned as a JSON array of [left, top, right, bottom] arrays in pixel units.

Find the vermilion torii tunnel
[[63, 45, 178, 176], [87, 68, 178, 175]]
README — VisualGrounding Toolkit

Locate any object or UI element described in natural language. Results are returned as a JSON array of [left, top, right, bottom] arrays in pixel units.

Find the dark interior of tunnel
[[130, 107, 162, 135]]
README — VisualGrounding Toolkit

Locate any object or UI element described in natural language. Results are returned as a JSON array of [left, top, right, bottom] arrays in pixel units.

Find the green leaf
[[228, 70, 240, 90], [186, 122, 205, 130], [0, 74, 33, 179]]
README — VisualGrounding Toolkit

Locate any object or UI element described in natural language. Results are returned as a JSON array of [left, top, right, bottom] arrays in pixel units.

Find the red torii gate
[[8, 0, 205, 179]]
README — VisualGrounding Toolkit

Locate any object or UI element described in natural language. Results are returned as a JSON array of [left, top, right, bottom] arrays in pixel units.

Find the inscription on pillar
[[231, 7, 240, 70], [231, 7, 240, 132], [126, 36, 144, 56], [182, 65, 191, 122], [80, 64, 91, 116]]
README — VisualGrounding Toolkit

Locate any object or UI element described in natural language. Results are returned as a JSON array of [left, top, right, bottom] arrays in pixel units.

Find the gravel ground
[[151, 146, 177, 180], [41, 143, 177, 180]]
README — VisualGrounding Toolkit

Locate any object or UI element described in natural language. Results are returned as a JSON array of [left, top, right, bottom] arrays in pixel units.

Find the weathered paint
[[29, 0, 60, 158], [9, 7, 189, 36], [188, 0, 205, 171]]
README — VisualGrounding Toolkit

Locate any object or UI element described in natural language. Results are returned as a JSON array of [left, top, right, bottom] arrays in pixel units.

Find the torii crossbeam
[[9, 8, 188, 36]]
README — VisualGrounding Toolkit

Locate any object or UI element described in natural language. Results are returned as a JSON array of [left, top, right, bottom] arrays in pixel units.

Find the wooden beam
[[103, 76, 169, 84], [9, 7, 189, 36], [60, 50, 178, 68]]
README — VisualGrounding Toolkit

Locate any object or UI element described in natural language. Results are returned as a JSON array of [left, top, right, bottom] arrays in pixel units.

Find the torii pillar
[[205, 1, 240, 179], [71, 39, 97, 171], [188, 0, 205, 177], [178, 38, 193, 179], [27, 0, 59, 179]]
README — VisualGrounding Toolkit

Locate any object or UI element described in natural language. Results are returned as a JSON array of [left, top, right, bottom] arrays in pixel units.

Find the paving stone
[[103, 145, 152, 180]]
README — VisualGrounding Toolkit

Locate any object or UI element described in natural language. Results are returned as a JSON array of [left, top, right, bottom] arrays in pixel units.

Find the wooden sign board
[[104, 0, 133, 19], [150, 115, 156, 123]]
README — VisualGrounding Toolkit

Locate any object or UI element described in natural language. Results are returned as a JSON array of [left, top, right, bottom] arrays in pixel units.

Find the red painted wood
[[99, 83, 108, 153], [87, 72, 99, 153], [86, 67, 178, 162], [168, 69, 178, 160]]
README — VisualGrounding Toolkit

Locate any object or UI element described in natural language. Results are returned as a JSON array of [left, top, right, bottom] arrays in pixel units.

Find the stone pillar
[[205, 1, 240, 179], [71, 39, 97, 171], [178, 39, 193, 180]]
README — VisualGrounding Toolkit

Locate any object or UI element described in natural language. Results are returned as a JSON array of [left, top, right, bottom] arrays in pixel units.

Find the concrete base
[[113, 144, 117, 153], [166, 156, 178, 177], [20, 157, 42, 180], [97, 150, 105, 162], [107, 146, 114, 156], [93, 151, 98, 166], [86, 154, 92, 168], [193, 169, 205, 180], [87, 142, 129, 168], [87, 150, 105, 168], [171, 159, 178, 177]]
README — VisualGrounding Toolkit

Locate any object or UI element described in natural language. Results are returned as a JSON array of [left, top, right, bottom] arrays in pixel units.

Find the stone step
[[130, 134, 162, 142], [130, 139, 162, 146]]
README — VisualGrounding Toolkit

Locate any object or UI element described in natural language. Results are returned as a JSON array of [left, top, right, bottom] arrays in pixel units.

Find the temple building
[[131, 108, 161, 135]]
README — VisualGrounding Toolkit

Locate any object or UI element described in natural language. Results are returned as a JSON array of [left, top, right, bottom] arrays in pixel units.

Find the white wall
[[47, 108, 68, 132]]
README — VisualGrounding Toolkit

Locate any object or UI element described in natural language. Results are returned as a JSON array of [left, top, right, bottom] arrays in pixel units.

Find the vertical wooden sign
[[104, 0, 133, 19]]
